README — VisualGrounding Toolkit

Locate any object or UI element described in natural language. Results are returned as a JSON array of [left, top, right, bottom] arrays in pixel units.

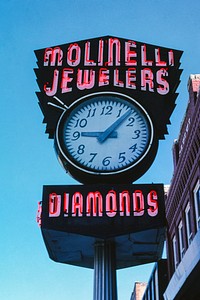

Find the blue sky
[[1, 0, 200, 299]]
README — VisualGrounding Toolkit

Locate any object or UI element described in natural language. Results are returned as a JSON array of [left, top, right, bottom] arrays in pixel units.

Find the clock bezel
[[55, 92, 156, 183]]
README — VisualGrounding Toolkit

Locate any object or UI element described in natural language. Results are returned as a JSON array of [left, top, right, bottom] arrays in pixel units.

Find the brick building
[[164, 74, 200, 299], [130, 282, 147, 300]]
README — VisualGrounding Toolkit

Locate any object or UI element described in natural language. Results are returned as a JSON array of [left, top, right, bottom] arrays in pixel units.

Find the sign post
[[94, 241, 117, 300]]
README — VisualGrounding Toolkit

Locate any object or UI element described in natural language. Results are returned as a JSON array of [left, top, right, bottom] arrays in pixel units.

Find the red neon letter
[[49, 193, 61, 217], [61, 68, 73, 93], [98, 39, 104, 66], [36, 201, 42, 226], [155, 48, 167, 66], [99, 68, 109, 86], [67, 43, 81, 67], [119, 191, 130, 216], [77, 69, 95, 90], [84, 42, 96, 66], [168, 50, 174, 66], [72, 192, 83, 217], [64, 193, 69, 217], [114, 69, 124, 87], [44, 47, 63, 66], [147, 190, 158, 217], [141, 45, 153, 66], [141, 68, 154, 92], [125, 41, 137, 66], [133, 190, 144, 216], [107, 38, 121, 66], [86, 192, 103, 216], [106, 190, 117, 217], [126, 68, 136, 89], [44, 69, 59, 96], [156, 68, 169, 95]]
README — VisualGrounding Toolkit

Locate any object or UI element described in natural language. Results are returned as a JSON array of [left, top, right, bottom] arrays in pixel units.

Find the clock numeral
[[118, 152, 126, 163], [71, 131, 80, 141], [102, 156, 112, 166], [129, 143, 137, 153], [100, 105, 113, 116], [74, 118, 87, 128], [116, 108, 123, 118], [126, 117, 135, 126], [89, 152, 97, 163], [87, 108, 96, 118], [132, 130, 141, 139], [77, 144, 85, 155]]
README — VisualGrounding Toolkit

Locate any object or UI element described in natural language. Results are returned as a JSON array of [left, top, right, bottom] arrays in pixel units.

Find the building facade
[[164, 74, 200, 299]]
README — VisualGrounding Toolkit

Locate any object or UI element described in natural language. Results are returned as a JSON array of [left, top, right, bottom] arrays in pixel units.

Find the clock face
[[56, 92, 154, 178]]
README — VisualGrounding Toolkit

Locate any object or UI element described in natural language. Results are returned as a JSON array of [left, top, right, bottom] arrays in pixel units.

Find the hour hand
[[81, 131, 118, 138]]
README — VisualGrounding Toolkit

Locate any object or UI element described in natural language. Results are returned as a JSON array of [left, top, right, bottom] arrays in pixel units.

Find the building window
[[185, 202, 193, 245], [178, 221, 185, 259], [194, 180, 200, 231], [172, 235, 178, 268]]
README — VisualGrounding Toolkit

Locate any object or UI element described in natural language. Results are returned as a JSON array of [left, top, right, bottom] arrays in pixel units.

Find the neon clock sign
[[35, 35, 182, 183]]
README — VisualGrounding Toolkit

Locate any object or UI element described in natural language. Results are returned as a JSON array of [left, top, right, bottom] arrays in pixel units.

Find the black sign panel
[[41, 183, 165, 239], [35, 35, 182, 139]]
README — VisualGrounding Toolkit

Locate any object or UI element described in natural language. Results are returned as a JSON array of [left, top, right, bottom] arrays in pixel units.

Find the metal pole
[[93, 240, 117, 300]]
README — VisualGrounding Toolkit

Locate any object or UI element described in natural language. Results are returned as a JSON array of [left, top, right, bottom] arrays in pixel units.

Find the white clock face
[[56, 93, 153, 175]]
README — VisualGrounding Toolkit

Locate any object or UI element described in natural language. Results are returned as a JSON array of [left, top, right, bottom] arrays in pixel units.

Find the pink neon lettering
[[141, 45, 153, 66], [156, 68, 169, 95], [119, 191, 130, 216], [67, 43, 81, 66], [72, 192, 83, 217], [126, 68, 136, 89], [44, 47, 63, 66], [106, 190, 117, 217], [77, 69, 95, 90], [125, 41, 137, 66], [99, 68, 110, 86], [107, 38, 121, 66], [44, 69, 59, 96], [155, 48, 167, 66], [147, 190, 158, 216], [133, 190, 144, 216], [141, 68, 154, 92], [113, 69, 124, 87], [84, 42, 96, 66], [49, 193, 61, 217], [61, 68, 73, 93], [86, 192, 103, 216]]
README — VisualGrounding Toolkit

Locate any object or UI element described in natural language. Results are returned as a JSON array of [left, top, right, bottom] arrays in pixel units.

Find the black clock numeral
[[129, 143, 137, 153], [71, 131, 80, 141], [100, 105, 113, 116], [77, 144, 85, 154], [102, 156, 112, 166], [74, 118, 87, 128], [89, 153, 97, 162], [126, 117, 135, 126], [87, 108, 96, 118], [118, 152, 126, 163], [116, 108, 123, 118], [132, 130, 141, 139]]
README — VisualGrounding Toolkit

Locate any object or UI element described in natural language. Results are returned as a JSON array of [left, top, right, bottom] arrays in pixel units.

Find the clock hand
[[97, 109, 132, 143], [81, 131, 118, 138]]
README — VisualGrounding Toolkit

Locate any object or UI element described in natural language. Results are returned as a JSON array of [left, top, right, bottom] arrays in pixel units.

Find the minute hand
[[97, 109, 132, 143]]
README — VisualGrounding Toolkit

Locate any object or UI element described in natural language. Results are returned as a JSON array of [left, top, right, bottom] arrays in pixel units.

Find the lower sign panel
[[40, 184, 166, 268]]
